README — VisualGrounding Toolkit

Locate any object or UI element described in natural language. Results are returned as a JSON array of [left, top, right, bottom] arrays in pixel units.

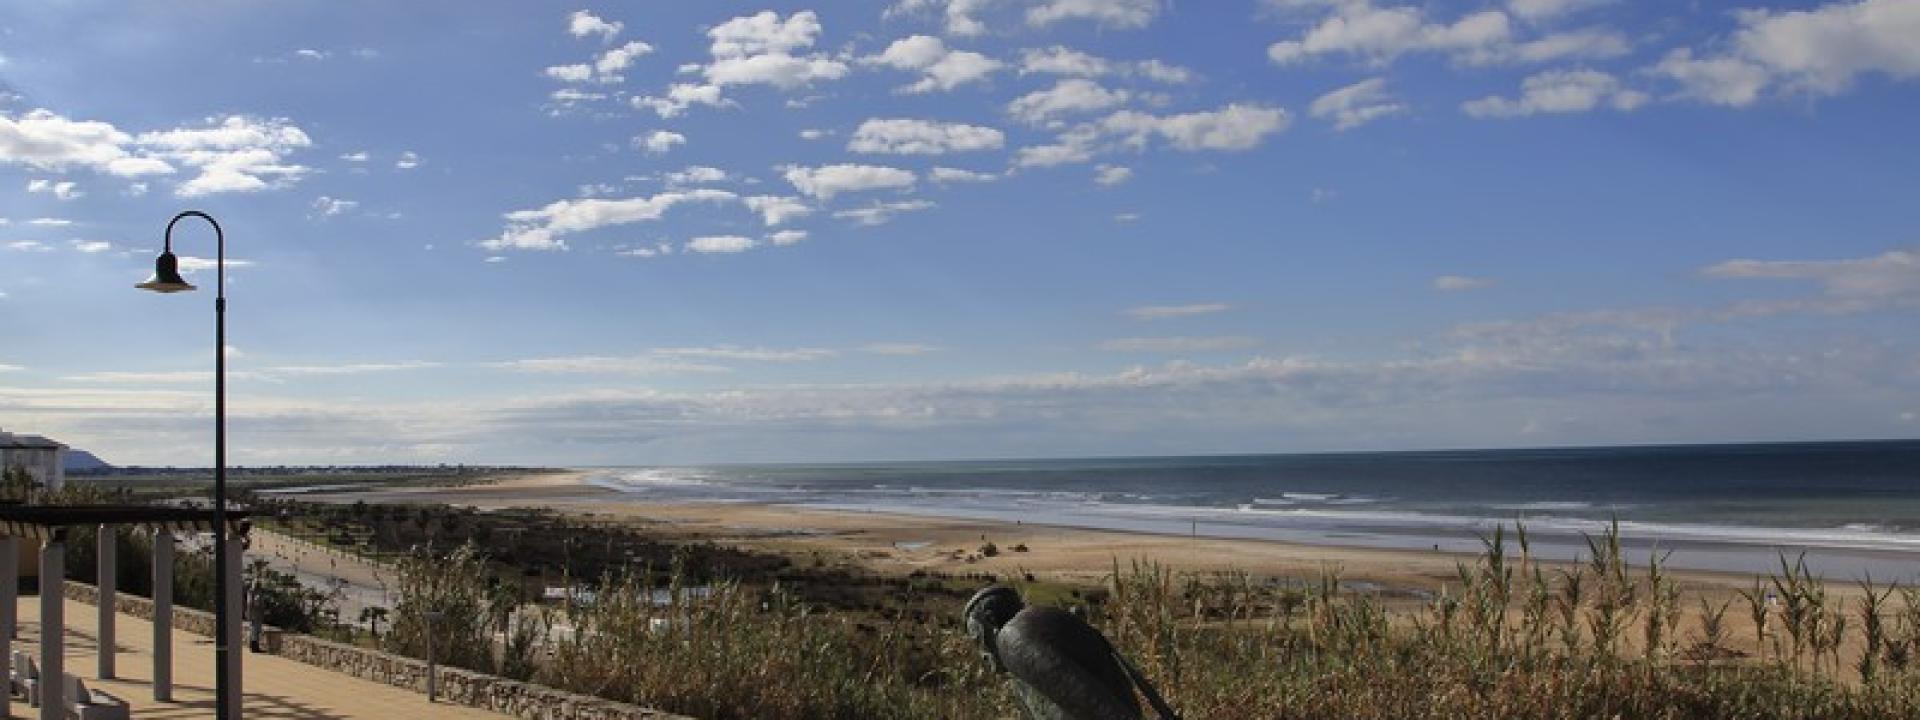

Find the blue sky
[[2, 0, 1918, 466]]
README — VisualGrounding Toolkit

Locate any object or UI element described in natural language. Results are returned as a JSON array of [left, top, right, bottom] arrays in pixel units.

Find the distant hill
[[63, 449, 112, 473]]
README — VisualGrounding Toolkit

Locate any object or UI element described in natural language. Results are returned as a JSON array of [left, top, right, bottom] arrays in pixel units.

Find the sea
[[576, 440, 1920, 581]]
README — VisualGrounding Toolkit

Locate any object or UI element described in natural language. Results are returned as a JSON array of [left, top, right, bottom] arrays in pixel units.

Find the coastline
[[309, 469, 1858, 605]]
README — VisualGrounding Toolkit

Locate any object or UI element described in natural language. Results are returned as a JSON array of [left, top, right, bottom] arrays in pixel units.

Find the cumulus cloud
[[687, 235, 758, 254], [781, 163, 917, 200], [1267, 2, 1513, 66], [931, 166, 998, 183], [663, 165, 728, 186], [568, 10, 624, 42], [637, 11, 847, 117], [395, 151, 422, 170], [546, 40, 654, 84], [834, 199, 937, 226], [1507, 0, 1613, 22], [0, 109, 175, 178], [863, 35, 1003, 93], [887, 0, 996, 36], [483, 188, 737, 251], [769, 229, 808, 246], [1463, 69, 1649, 117], [1512, 28, 1630, 64], [743, 195, 813, 225], [847, 118, 1005, 155], [69, 239, 111, 253], [1019, 46, 1193, 82], [1309, 77, 1406, 130], [26, 179, 82, 200], [1651, 0, 1920, 106], [1093, 164, 1133, 185], [310, 196, 358, 218], [1102, 103, 1291, 151], [135, 115, 314, 197], [1007, 79, 1132, 126], [1027, 0, 1163, 29], [637, 130, 686, 154], [1125, 303, 1229, 320]]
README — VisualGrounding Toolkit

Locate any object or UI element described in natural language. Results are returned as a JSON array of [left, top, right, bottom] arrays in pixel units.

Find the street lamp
[[136, 210, 235, 720]]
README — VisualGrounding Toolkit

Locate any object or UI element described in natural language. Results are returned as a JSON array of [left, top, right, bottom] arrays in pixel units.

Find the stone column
[[96, 524, 116, 678], [225, 530, 244, 716], [0, 534, 16, 719], [40, 531, 65, 720], [152, 529, 173, 701]]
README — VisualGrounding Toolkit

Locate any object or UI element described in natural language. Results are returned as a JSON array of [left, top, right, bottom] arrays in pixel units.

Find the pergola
[[0, 504, 249, 720]]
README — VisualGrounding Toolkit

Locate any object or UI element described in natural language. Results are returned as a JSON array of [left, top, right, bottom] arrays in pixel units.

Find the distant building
[[0, 427, 66, 492]]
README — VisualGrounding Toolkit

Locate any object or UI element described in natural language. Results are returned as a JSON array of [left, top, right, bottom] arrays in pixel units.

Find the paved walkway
[[10, 595, 506, 719]]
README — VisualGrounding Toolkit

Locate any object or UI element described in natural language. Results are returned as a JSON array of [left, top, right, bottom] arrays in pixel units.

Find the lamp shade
[[135, 250, 197, 293]]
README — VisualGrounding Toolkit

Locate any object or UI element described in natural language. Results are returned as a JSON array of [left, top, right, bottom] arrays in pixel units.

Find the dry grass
[[387, 523, 1920, 719]]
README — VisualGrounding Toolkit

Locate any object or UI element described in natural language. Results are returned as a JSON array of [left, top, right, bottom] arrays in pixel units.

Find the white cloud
[[1704, 249, 1920, 298], [743, 195, 813, 225], [1094, 164, 1133, 185], [394, 151, 421, 170], [1309, 77, 1406, 130], [847, 118, 1005, 155], [799, 128, 829, 140], [545, 63, 593, 82], [7, 240, 52, 252], [496, 355, 729, 376], [1513, 28, 1630, 64], [1007, 79, 1131, 124], [664, 165, 728, 186], [27, 217, 71, 226], [339, 151, 369, 162], [638, 130, 686, 154], [1651, 0, 1920, 106], [634, 83, 731, 118], [484, 188, 737, 251], [1506, 0, 1612, 22], [887, 0, 994, 36], [637, 11, 847, 117], [834, 199, 937, 226], [1463, 69, 1649, 118], [552, 40, 654, 84], [1433, 275, 1493, 291], [0, 109, 175, 177], [568, 10, 624, 42], [931, 166, 997, 183], [1019, 46, 1194, 83], [1102, 103, 1291, 151], [26, 178, 81, 200], [1099, 336, 1260, 353], [1027, 0, 1163, 29], [1267, 3, 1513, 67], [1125, 303, 1229, 320], [174, 256, 255, 273], [781, 163, 916, 200], [861, 343, 938, 355], [136, 116, 318, 197], [863, 35, 1003, 93], [311, 196, 358, 217], [687, 235, 758, 254], [769, 229, 808, 246]]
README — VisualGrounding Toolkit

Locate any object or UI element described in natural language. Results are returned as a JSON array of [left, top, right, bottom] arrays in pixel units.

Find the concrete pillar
[[40, 532, 65, 720], [96, 524, 115, 678], [225, 530, 244, 716], [0, 534, 16, 719], [152, 529, 173, 701]]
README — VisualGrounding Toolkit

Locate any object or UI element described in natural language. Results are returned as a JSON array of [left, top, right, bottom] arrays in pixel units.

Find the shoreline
[[305, 470, 1865, 604]]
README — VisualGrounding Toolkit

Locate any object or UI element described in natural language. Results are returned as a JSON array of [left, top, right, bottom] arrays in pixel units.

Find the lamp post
[[135, 210, 235, 720]]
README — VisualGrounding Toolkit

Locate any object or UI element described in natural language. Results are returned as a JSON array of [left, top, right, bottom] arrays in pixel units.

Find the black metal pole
[[166, 210, 231, 720]]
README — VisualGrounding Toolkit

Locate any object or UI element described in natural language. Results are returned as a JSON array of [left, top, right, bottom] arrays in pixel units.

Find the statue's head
[[964, 585, 1026, 671]]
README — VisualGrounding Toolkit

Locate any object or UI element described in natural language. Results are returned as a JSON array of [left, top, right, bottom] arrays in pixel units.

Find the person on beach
[[965, 585, 1179, 720]]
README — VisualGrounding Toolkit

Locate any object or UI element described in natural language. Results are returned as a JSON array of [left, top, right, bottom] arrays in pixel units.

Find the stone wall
[[62, 581, 692, 720]]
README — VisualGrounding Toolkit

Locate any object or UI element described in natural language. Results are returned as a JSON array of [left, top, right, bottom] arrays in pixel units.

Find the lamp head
[[136, 250, 197, 293]]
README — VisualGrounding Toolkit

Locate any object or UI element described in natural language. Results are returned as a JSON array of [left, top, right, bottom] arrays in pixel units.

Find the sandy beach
[[317, 469, 1857, 608]]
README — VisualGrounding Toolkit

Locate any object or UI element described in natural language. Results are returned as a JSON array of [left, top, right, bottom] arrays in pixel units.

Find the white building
[[0, 427, 66, 492]]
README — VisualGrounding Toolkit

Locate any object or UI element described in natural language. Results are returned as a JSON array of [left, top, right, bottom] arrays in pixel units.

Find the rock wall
[[61, 581, 691, 720]]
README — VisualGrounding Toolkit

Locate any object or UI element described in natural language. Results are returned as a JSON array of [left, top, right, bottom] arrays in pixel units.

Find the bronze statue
[[965, 585, 1178, 720]]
